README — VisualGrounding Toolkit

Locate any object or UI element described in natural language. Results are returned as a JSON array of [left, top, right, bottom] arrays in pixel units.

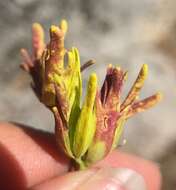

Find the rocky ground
[[0, 0, 176, 189]]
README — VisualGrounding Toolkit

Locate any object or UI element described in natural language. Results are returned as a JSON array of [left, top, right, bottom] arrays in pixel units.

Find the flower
[[85, 64, 162, 165], [21, 20, 162, 170]]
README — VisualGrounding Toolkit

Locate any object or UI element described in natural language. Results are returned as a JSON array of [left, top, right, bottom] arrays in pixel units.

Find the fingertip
[[97, 150, 162, 190], [0, 122, 69, 188], [31, 167, 148, 190], [31, 169, 98, 190]]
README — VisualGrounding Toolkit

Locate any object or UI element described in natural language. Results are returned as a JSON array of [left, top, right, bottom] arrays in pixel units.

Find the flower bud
[[73, 73, 97, 158]]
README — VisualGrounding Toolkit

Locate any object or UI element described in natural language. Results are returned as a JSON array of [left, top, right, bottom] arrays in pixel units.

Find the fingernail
[[79, 167, 147, 190]]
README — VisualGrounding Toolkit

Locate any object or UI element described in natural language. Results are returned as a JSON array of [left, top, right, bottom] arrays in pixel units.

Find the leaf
[[52, 107, 74, 158], [73, 73, 97, 158]]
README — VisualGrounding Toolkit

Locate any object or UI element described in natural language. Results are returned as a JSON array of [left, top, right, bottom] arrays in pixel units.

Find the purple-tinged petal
[[101, 66, 125, 111]]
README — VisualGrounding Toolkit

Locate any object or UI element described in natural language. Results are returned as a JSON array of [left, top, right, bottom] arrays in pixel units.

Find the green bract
[[21, 19, 162, 170]]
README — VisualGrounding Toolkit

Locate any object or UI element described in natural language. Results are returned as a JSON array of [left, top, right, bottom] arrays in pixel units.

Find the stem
[[75, 158, 87, 170]]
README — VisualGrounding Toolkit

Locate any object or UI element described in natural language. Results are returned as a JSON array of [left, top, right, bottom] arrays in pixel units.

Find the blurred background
[[0, 0, 176, 189]]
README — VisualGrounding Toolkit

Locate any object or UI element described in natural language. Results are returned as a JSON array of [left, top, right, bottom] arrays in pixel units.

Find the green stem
[[75, 158, 87, 170]]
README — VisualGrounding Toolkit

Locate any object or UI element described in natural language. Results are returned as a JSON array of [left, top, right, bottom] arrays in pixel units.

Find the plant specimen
[[20, 19, 162, 170]]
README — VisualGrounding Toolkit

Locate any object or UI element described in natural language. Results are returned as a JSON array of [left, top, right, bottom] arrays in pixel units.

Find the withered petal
[[126, 92, 163, 118], [101, 66, 125, 110], [80, 59, 95, 72], [32, 23, 45, 59], [121, 64, 148, 111]]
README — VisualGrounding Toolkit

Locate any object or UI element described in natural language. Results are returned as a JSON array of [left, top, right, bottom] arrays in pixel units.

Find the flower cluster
[[21, 20, 162, 169]]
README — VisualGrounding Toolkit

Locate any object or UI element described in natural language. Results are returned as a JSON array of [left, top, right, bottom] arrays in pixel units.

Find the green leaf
[[73, 73, 97, 158]]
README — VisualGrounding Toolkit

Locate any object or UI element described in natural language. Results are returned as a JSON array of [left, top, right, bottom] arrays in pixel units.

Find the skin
[[0, 122, 161, 190]]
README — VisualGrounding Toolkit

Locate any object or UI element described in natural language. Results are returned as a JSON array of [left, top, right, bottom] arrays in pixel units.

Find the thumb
[[31, 167, 146, 190]]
